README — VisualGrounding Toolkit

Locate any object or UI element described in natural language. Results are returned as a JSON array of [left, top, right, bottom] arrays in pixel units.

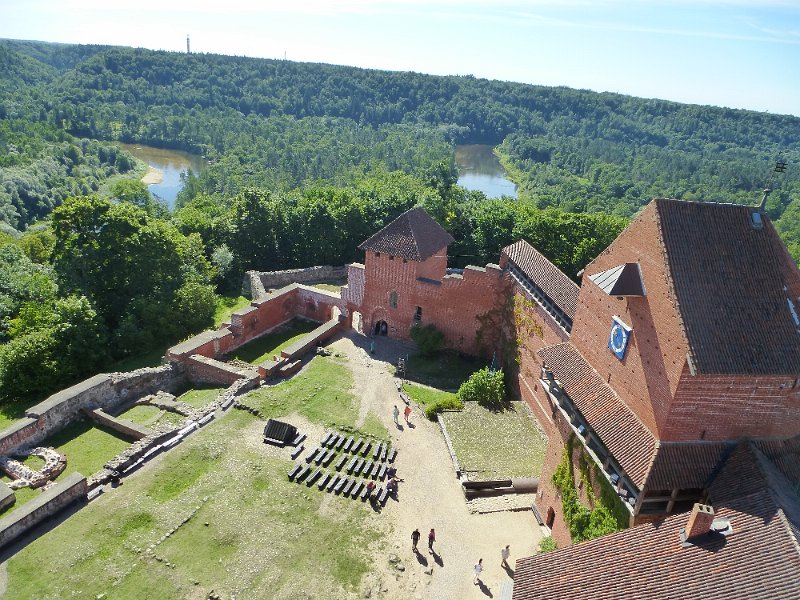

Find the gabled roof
[[502, 240, 580, 320], [654, 198, 800, 375], [358, 207, 454, 262], [644, 441, 733, 491], [538, 342, 656, 487], [513, 441, 800, 600], [588, 262, 645, 296]]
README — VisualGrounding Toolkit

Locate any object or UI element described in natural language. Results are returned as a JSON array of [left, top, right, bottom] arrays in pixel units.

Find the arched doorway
[[374, 320, 388, 336]]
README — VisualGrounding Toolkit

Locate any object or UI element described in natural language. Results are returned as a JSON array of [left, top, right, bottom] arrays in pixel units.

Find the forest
[[0, 38, 798, 405]]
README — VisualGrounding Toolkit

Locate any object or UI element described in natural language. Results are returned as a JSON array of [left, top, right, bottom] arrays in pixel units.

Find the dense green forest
[[0, 38, 798, 405]]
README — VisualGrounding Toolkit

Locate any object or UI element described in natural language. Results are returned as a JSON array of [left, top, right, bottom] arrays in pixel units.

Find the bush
[[409, 323, 444, 357], [424, 396, 464, 420], [457, 367, 505, 408], [538, 536, 557, 553]]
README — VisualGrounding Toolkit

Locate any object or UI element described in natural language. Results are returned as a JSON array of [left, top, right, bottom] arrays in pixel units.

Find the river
[[455, 144, 517, 199], [118, 143, 206, 209]]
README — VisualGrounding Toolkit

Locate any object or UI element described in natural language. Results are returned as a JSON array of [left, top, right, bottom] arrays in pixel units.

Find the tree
[[409, 323, 444, 357]]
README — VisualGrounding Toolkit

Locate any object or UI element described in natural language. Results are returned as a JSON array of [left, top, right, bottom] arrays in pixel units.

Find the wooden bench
[[305, 447, 320, 463], [290, 445, 304, 460], [322, 449, 336, 466], [362, 460, 373, 477], [321, 431, 334, 446], [326, 433, 340, 448], [292, 433, 307, 447], [326, 474, 340, 492], [388, 448, 397, 463], [335, 476, 349, 494], [350, 480, 363, 498], [378, 463, 387, 480], [343, 436, 354, 452], [314, 449, 327, 465], [370, 462, 381, 479], [346, 457, 357, 473], [372, 442, 382, 460], [354, 458, 364, 475], [296, 465, 311, 482], [335, 455, 347, 470], [336, 435, 347, 450], [378, 487, 389, 505], [287, 463, 302, 480], [361, 442, 372, 457], [352, 438, 363, 454], [343, 478, 356, 496], [360, 485, 372, 501], [306, 467, 322, 486], [318, 473, 331, 490], [380, 445, 388, 462]]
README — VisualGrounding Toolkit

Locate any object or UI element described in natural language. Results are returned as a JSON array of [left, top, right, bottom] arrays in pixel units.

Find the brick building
[[346, 200, 800, 586]]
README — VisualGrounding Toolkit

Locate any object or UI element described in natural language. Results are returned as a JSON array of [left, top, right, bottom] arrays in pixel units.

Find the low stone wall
[[87, 409, 150, 441], [244, 266, 347, 300], [0, 472, 87, 550], [0, 364, 186, 456]]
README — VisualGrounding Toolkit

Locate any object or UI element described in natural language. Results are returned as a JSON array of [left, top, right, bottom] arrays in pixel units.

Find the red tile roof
[[358, 207, 454, 262], [538, 342, 656, 487], [654, 198, 800, 375], [502, 240, 580, 320], [644, 441, 733, 491], [514, 443, 800, 600]]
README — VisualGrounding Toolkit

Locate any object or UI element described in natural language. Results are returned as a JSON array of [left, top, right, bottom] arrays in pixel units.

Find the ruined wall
[[244, 266, 347, 300], [0, 364, 186, 456], [0, 472, 86, 550]]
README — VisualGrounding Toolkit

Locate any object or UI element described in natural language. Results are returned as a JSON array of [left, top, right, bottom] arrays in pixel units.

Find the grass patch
[[310, 280, 345, 293], [5, 402, 380, 599], [358, 410, 389, 439], [119, 405, 162, 425], [110, 347, 167, 372], [442, 401, 546, 480], [0, 484, 40, 517], [405, 351, 484, 390], [46, 419, 132, 479], [228, 318, 319, 365], [175, 387, 225, 408], [403, 382, 456, 407], [214, 295, 251, 326], [245, 355, 357, 427]]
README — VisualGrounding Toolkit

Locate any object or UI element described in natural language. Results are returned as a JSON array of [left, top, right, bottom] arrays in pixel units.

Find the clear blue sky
[[2, 0, 799, 116]]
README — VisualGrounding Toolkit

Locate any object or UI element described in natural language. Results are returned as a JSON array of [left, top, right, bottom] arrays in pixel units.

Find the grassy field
[[214, 295, 251, 327], [175, 387, 225, 408], [442, 401, 547, 481], [120, 405, 163, 425], [310, 281, 345, 293], [48, 419, 133, 479], [402, 382, 457, 407], [405, 351, 484, 390], [229, 318, 320, 365], [5, 355, 384, 599]]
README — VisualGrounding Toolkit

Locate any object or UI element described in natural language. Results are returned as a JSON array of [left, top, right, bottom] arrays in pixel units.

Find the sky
[[2, 0, 800, 117]]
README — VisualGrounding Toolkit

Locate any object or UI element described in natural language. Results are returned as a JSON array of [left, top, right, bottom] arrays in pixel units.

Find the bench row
[[304, 447, 392, 480], [321, 432, 396, 463], [287, 464, 389, 504]]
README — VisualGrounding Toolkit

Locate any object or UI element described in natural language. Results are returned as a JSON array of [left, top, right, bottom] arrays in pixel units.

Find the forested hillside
[[0, 38, 798, 404]]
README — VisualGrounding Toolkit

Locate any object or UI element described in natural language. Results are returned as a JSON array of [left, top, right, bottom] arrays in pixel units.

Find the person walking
[[392, 405, 400, 426], [428, 528, 436, 554], [501, 544, 511, 568], [404, 404, 412, 425], [411, 528, 421, 552], [473, 558, 484, 584]]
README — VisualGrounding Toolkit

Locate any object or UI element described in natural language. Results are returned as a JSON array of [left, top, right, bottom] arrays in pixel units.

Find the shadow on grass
[[404, 352, 484, 391], [228, 318, 319, 364]]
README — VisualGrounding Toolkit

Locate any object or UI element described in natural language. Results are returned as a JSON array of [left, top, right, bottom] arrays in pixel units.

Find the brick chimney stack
[[685, 503, 715, 540]]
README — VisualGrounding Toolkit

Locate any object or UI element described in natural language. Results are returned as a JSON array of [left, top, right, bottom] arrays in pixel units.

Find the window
[[389, 291, 398, 309], [414, 306, 422, 322]]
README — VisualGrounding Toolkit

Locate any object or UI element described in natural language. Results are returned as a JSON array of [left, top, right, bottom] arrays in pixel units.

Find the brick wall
[[358, 251, 504, 355], [569, 203, 689, 438]]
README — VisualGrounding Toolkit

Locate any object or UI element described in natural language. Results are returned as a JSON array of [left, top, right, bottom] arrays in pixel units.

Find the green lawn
[[47, 419, 133, 479], [311, 281, 345, 293], [214, 295, 252, 327], [119, 405, 163, 425], [405, 351, 484, 390], [402, 382, 457, 407], [5, 358, 382, 599], [442, 401, 547, 480], [0, 483, 40, 517], [175, 387, 225, 408], [228, 318, 320, 365]]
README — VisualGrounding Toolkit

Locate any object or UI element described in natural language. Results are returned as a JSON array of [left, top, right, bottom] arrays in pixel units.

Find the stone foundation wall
[[0, 364, 186, 455], [0, 472, 87, 550], [244, 266, 347, 300]]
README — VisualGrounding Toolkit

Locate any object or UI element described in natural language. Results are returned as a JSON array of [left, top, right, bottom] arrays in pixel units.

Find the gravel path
[[332, 333, 542, 600]]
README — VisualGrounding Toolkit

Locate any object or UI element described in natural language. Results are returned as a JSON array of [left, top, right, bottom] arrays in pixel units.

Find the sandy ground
[[332, 333, 542, 600], [141, 165, 164, 184]]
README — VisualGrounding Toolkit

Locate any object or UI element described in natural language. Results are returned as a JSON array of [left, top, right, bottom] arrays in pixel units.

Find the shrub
[[457, 367, 505, 408], [538, 536, 557, 553], [410, 323, 444, 357], [424, 396, 464, 420]]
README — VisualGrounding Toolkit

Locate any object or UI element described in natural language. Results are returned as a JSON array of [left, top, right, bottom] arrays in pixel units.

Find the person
[[386, 465, 397, 479], [392, 405, 400, 426], [404, 404, 412, 424], [428, 528, 436, 553], [366, 480, 376, 503], [501, 544, 510, 568], [387, 477, 398, 496], [473, 558, 483, 584], [411, 528, 421, 552]]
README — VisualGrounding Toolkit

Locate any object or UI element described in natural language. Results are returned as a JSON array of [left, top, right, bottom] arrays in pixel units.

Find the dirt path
[[332, 333, 542, 599]]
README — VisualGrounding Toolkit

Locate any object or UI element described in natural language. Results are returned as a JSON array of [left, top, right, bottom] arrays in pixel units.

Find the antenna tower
[[186, 34, 190, 54], [758, 158, 787, 211]]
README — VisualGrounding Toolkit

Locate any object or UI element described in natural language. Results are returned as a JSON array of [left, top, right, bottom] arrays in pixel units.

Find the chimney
[[682, 503, 715, 542]]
